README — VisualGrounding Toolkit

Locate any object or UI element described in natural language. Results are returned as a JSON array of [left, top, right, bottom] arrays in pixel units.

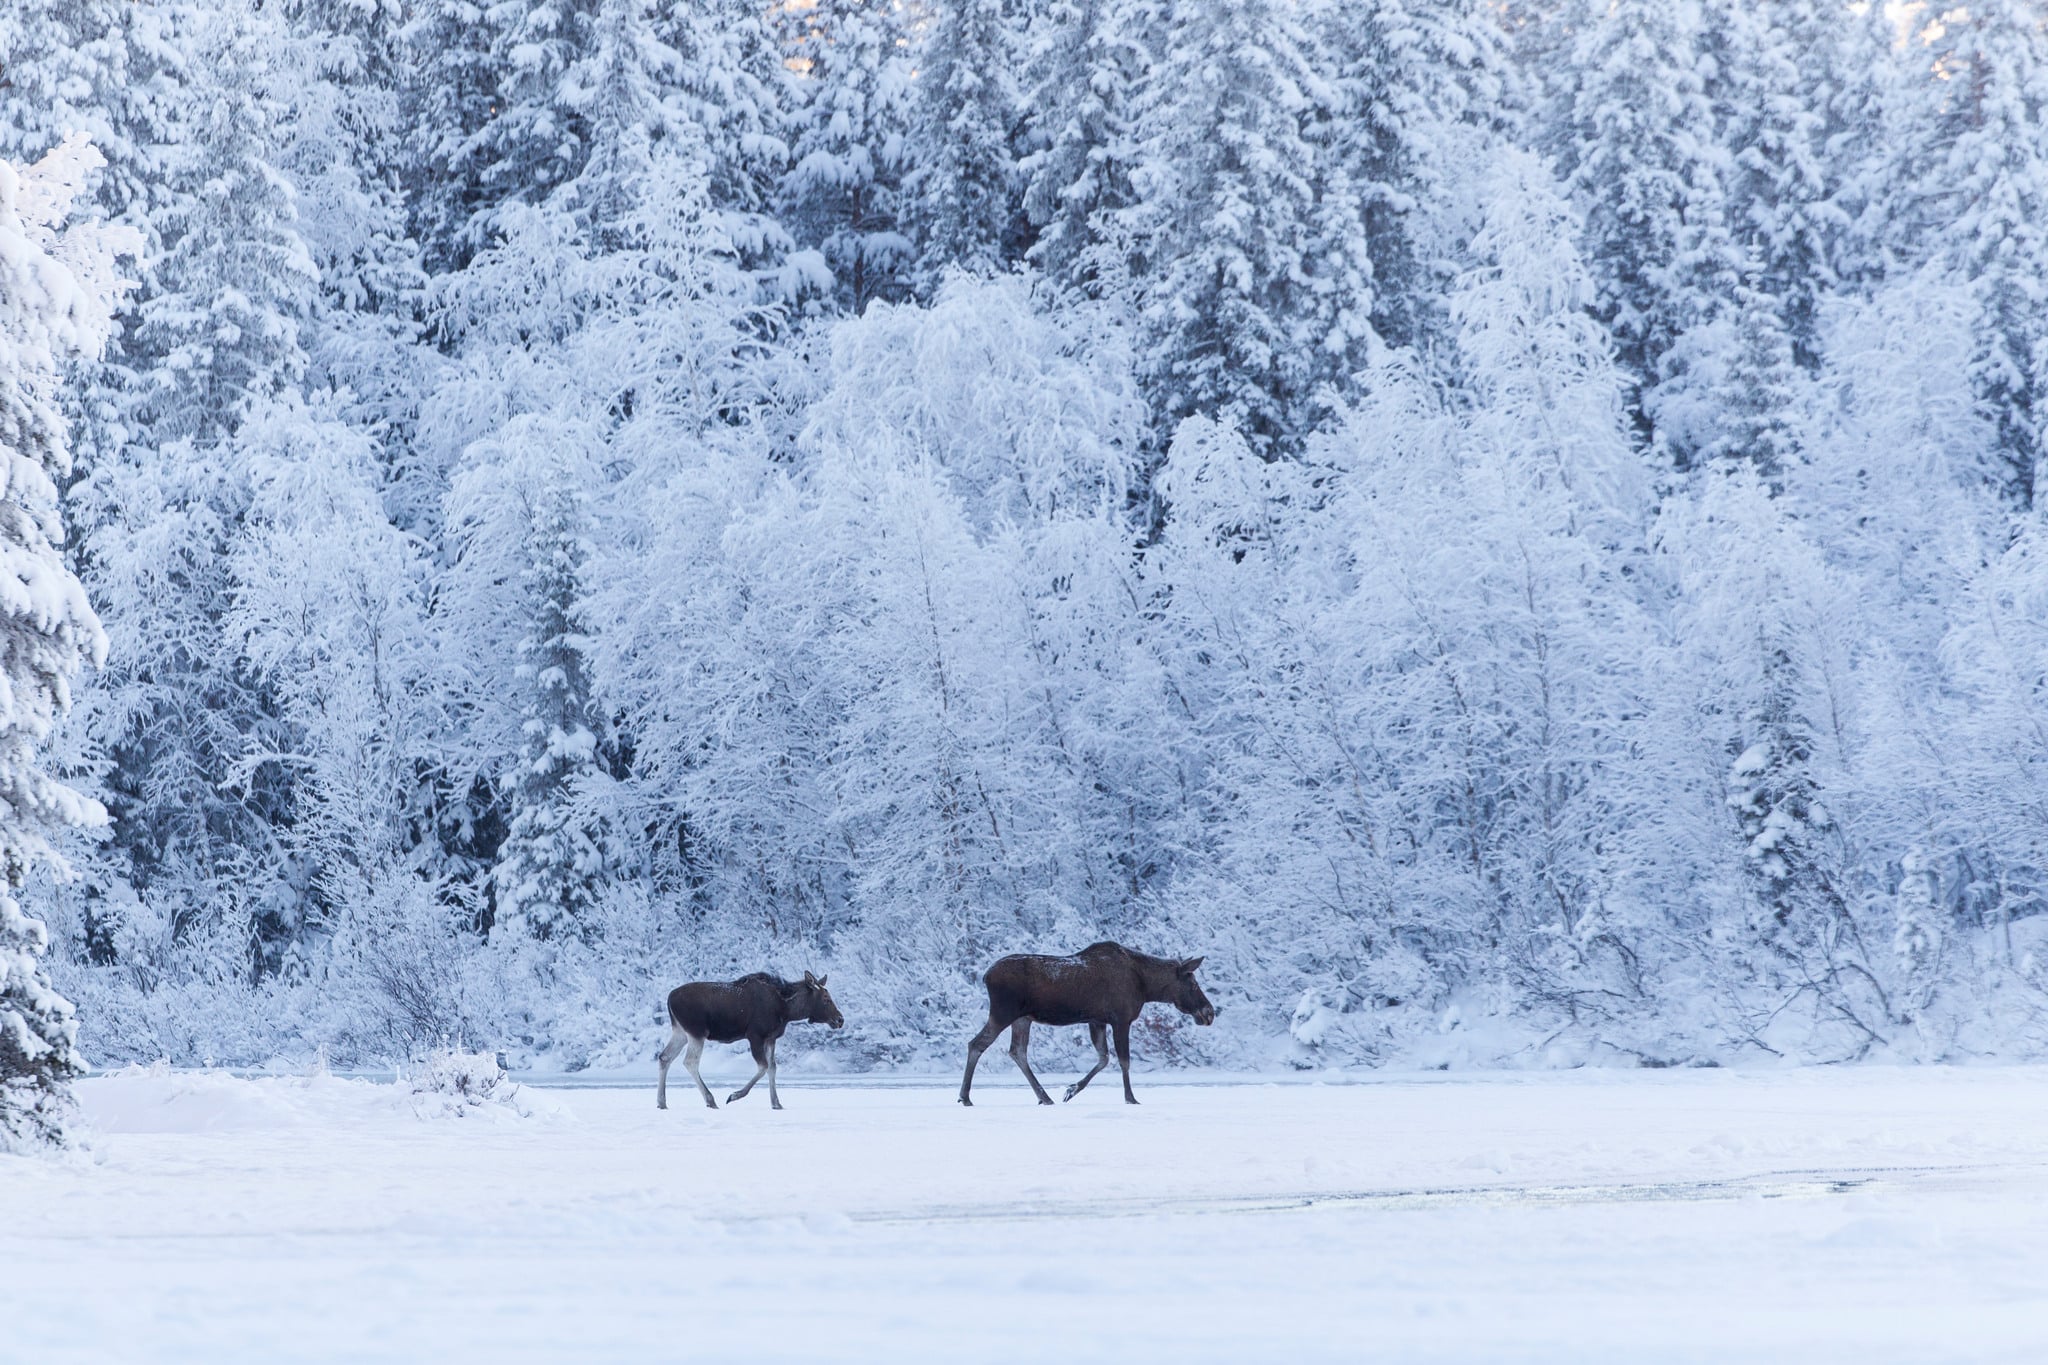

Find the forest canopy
[[4, 0, 2048, 1072]]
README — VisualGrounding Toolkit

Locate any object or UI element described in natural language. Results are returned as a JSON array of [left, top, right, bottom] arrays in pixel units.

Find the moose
[[958, 942, 1216, 1106], [657, 971, 845, 1111]]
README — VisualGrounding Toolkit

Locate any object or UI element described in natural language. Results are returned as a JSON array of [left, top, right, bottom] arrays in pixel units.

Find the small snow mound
[[81, 1063, 390, 1134], [403, 1047, 566, 1122]]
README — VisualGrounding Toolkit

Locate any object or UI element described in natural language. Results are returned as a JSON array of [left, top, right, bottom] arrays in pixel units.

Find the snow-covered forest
[[8, 0, 2048, 1078]]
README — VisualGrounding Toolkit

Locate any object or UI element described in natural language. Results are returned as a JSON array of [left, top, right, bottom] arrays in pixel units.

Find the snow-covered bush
[[403, 1045, 538, 1120]]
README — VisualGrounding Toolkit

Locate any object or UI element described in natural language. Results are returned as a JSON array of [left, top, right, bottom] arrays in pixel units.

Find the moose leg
[[683, 1034, 716, 1109], [1064, 1024, 1110, 1102], [1008, 1020, 1055, 1105], [767, 1039, 783, 1111], [959, 1011, 1011, 1106], [728, 1037, 770, 1104], [1112, 1019, 1138, 1105], [657, 1024, 690, 1110]]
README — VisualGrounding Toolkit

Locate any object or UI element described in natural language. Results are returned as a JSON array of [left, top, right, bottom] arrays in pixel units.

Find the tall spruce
[[1120, 0, 1372, 455], [0, 137, 136, 1151], [904, 0, 1026, 291]]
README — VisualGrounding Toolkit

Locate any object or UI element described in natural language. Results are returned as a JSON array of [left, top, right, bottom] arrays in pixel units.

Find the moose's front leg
[[1112, 1019, 1138, 1105], [767, 1039, 783, 1111], [656, 1024, 689, 1110], [683, 1034, 717, 1109]]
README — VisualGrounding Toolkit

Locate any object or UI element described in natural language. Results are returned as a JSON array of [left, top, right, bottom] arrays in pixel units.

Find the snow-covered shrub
[[403, 1045, 539, 1119]]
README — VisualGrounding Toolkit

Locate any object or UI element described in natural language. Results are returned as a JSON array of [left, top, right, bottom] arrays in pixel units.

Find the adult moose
[[657, 971, 844, 1110], [958, 942, 1216, 1106]]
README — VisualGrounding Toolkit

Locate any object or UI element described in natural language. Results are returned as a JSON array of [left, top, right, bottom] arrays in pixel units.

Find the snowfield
[[8, 1064, 2048, 1363]]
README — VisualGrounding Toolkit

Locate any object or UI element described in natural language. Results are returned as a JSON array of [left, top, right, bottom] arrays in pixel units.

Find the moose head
[[1172, 956, 1216, 1026], [786, 970, 845, 1029]]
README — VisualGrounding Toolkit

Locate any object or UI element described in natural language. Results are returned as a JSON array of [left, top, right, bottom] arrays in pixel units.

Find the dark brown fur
[[958, 942, 1215, 1106], [657, 971, 844, 1110]]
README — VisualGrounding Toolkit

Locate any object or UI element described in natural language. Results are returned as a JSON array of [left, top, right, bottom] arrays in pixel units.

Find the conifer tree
[[1563, 0, 1737, 445], [1708, 0, 1838, 369], [776, 0, 916, 313], [1018, 0, 1156, 300], [0, 136, 136, 1151], [1704, 267, 1801, 490], [1904, 0, 2048, 507], [903, 0, 1026, 291], [494, 472, 610, 942], [1121, 0, 1372, 454], [651, 0, 794, 272]]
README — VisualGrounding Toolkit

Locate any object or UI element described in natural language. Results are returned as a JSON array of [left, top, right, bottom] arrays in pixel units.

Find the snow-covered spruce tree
[[0, 136, 136, 1152], [1898, 0, 2048, 508], [1818, 3, 1916, 292], [902, 0, 1026, 292], [1308, 0, 1501, 354], [1705, 0, 1840, 370], [0, 1, 136, 189], [398, 0, 506, 273], [1561, 0, 1738, 454], [421, 111, 764, 957], [1119, 0, 1372, 455], [1701, 267, 1801, 490], [493, 467, 610, 943], [409, 0, 604, 271], [1018, 0, 1157, 302], [775, 0, 917, 314], [277, 0, 418, 320], [274, 0, 436, 528], [650, 0, 795, 274]]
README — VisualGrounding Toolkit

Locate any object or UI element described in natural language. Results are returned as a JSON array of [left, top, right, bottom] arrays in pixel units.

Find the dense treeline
[[5, 0, 2048, 1071]]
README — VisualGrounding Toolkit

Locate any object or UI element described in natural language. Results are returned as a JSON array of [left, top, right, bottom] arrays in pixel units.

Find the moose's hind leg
[[728, 1037, 770, 1104], [959, 1011, 1010, 1106], [1064, 1023, 1110, 1102], [1008, 1019, 1055, 1105]]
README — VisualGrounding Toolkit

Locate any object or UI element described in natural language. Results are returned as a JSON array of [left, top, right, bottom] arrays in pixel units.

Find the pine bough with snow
[[4, 0, 2048, 1077]]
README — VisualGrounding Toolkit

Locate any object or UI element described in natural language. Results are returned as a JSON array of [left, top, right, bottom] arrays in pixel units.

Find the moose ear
[[804, 970, 819, 986], [1178, 956, 1205, 976], [816, 974, 827, 987]]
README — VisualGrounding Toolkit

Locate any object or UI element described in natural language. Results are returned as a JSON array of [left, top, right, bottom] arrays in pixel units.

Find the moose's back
[[667, 978, 780, 1043], [984, 943, 1141, 1026]]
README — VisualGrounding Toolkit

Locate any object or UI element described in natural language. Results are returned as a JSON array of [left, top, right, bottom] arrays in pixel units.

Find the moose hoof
[[725, 1093, 742, 1105], [1038, 1096, 1054, 1105], [771, 1101, 784, 1111], [1062, 1088, 1077, 1102], [959, 1096, 973, 1107], [657, 1100, 667, 1111]]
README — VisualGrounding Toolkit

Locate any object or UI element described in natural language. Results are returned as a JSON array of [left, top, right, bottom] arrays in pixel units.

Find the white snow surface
[[7, 1063, 2048, 1363]]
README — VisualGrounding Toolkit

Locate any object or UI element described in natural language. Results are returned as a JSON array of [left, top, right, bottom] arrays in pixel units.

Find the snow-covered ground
[[8, 1063, 2048, 1363]]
